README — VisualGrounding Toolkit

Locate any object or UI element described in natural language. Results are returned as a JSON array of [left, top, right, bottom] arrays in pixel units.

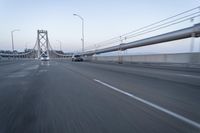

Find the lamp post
[[11, 29, 20, 52], [73, 14, 85, 52]]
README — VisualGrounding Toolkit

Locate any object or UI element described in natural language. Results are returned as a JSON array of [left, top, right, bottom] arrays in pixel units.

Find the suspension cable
[[84, 6, 200, 51]]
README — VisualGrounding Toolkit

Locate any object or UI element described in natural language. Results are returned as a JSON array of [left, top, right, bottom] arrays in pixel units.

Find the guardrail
[[0, 51, 36, 58], [85, 52, 200, 64]]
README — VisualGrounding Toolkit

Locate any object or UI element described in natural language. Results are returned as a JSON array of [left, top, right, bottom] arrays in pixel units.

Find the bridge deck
[[0, 60, 199, 133]]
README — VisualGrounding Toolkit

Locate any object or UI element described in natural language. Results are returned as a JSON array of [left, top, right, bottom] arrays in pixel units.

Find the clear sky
[[0, 0, 199, 53]]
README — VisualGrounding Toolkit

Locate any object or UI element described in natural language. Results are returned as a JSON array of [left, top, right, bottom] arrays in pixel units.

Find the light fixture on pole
[[11, 29, 20, 52], [73, 14, 85, 52]]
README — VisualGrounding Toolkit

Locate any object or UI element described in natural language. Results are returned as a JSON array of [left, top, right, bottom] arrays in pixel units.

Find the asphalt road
[[0, 60, 199, 133]]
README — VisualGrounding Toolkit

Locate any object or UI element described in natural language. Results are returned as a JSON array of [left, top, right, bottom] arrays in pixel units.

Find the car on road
[[72, 54, 83, 62], [40, 55, 49, 61]]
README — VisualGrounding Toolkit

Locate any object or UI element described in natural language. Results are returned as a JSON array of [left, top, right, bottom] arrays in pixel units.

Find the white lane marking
[[7, 71, 29, 78], [25, 65, 39, 70], [94, 79, 200, 129], [41, 62, 50, 66], [38, 69, 48, 73], [177, 74, 200, 79]]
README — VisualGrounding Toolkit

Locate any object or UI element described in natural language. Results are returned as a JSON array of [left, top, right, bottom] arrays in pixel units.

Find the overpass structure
[[82, 24, 200, 56]]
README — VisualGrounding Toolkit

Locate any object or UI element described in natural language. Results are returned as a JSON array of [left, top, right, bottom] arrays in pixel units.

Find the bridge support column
[[37, 30, 50, 59]]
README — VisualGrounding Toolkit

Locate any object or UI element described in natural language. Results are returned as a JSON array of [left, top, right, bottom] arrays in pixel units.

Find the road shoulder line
[[93, 79, 200, 129]]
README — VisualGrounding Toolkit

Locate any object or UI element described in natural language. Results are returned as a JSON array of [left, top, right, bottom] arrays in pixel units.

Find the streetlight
[[73, 14, 85, 52], [56, 40, 62, 51], [11, 29, 20, 52]]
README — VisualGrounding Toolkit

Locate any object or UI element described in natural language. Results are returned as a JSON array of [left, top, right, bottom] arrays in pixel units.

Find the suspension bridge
[[0, 30, 70, 59], [0, 6, 200, 133]]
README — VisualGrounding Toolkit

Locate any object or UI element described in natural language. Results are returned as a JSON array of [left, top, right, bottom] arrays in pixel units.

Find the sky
[[0, 0, 200, 54]]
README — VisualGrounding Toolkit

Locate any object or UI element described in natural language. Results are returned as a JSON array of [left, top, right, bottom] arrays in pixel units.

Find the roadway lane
[[0, 60, 199, 133], [0, 60, 38, 79]]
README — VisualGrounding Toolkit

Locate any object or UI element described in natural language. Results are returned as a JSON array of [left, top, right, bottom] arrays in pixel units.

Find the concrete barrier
[[85, 53, 200, 64]]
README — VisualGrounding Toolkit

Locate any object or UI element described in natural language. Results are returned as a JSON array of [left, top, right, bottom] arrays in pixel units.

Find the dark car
[[71, 54, 83, 62]]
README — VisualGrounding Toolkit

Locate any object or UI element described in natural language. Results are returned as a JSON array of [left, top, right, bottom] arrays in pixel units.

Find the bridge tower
[[37, 30, 50, 59]]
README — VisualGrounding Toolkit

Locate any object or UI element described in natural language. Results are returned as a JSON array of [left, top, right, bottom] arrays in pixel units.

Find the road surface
[[0, 60, 199, 133]]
